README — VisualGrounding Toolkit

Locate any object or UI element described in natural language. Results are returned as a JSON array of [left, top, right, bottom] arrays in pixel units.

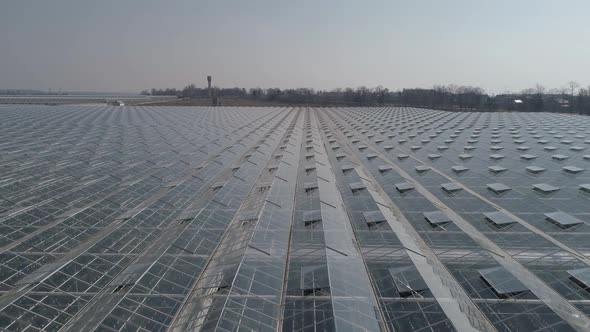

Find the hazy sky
[[1, 0, 589, 94]]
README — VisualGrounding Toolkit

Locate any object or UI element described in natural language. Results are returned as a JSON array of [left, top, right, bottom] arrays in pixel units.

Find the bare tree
[[534, 84, 546, 94], [567, 81, 580, 96]]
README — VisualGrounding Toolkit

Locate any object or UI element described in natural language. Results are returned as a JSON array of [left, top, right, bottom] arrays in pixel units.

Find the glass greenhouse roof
[[1, 105, 590, 331]]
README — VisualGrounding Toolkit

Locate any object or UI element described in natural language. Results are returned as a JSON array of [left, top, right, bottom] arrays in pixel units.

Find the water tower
[[207, 76, 212, 98]]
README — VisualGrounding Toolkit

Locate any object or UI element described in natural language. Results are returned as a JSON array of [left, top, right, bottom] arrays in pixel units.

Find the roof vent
[[484, 211, 516, 226], [545, 212, 583, 227], [478, 266, 528, 297], [423, 211, 452, 225], [532, 183, 560, 194], [525, 166, 545, 173], [389, 266, 428, 297], [303, 210, 322, 227], [395, 182, 414, 193], [487, 183, 511, 194], [441, 183, 462, 193], [363, 210, 387, 227]]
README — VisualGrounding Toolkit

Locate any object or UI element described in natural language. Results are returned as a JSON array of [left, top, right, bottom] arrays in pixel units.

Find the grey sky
[[1, 0, 589, 94]]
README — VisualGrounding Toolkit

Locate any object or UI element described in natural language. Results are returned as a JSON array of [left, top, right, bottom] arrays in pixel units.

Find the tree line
[[0, 89, 60, 95], [142, 81, 590, 114]]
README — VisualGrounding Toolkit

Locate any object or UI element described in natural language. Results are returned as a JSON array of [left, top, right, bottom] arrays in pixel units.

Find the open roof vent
[[545, 212, 583, 227], [389, 266, 428, 297], [484, 211, 516, 226], [363, 210, 387, 227], [423, 211, 452, 226], [487, 183, 511, 194], [478, 266, 528, 297]]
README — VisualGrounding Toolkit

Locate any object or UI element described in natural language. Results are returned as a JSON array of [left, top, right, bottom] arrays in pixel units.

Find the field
[[0, 95, 176, 105], [1, 105, 590, 331]]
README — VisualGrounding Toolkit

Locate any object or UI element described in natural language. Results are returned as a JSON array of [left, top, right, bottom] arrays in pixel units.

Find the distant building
[[107, 100, 125, 106], [555, 98, 570, 109]]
